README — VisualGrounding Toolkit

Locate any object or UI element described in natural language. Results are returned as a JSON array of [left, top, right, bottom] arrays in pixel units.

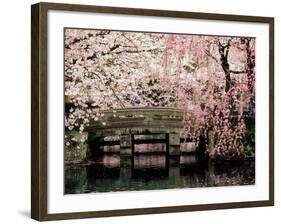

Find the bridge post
[[120, 134, 132, 156], [168, 133, 181, 156], [88, 136, 104, 158]]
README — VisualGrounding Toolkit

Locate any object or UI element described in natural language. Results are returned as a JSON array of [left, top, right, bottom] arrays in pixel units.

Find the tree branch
[[204, 49, 219, 64], [230, 70, 246, 74], [113, 48, 159, 55]]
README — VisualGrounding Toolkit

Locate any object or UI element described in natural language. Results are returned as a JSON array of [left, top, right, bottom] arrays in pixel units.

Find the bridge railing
[[86, 107, 184, 131]]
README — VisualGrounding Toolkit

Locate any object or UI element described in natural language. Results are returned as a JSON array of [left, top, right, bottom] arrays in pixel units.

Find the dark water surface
[[65, 154, 255, 194]]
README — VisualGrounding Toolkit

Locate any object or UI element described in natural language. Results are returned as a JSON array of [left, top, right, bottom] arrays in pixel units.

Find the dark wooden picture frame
[[31, 2, 274, 221]]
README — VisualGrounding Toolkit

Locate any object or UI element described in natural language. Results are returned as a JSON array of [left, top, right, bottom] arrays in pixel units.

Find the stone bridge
[[85, 107, 184, 156]]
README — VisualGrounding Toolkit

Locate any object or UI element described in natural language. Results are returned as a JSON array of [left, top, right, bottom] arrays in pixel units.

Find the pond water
[[65, 154, 255, 194]]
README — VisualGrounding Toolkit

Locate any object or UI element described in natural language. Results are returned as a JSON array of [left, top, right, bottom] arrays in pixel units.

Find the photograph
[[64, 28, 256, 194]]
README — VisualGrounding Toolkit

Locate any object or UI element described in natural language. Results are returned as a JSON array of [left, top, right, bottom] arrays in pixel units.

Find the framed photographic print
[[31, 2, 274, 221]]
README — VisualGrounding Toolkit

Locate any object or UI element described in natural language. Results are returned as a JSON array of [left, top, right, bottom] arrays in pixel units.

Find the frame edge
[[37, 1, 274, 23], [31, 2, 48, 221], [31, 3, 40, 220], [268, 17, 274, 206]]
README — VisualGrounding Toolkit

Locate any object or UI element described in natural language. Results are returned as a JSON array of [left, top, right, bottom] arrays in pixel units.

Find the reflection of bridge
[[85, 107, 184, 156], [65, 154, 254, 194]]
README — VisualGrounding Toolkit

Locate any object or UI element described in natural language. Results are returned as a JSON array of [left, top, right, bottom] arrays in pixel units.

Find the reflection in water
[[91, 154, 120, 168], [134, 155, 166, 169], [65, 154, 255, 194], [208, 160, 255, 186], [132, 155, 169, 181]]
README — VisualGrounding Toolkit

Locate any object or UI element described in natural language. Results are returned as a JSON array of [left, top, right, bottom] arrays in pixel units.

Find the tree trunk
[[218, 42, 231, 92]]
